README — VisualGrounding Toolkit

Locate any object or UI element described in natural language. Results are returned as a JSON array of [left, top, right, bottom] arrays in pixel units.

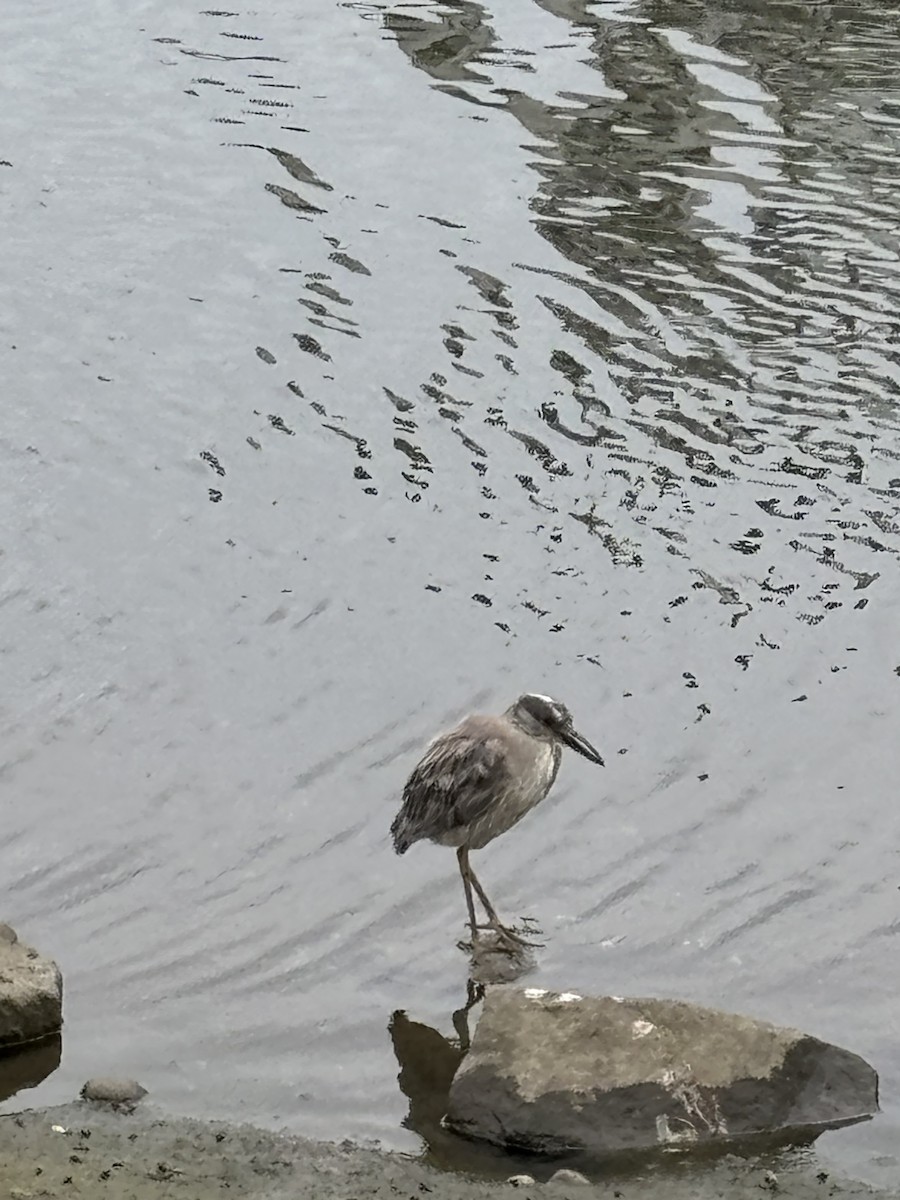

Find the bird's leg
[[466, 861, 543, 948], [457, 846, 478, 935], [465, 865, 501, 925], [451, 980, 485, 1051]]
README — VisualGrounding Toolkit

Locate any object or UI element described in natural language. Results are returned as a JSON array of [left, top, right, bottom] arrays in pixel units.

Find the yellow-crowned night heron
[[391, 693, 604, 944]]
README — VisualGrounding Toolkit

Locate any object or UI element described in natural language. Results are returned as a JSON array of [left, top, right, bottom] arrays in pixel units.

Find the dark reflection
[[390, 978, 536, 1176], [384, 2, 497, 84], [389, 979, 476, 1166], [183, 0, 900, 642], [389, 936, 533, 1173], [377, 0, 900, 638], [0, 1035, 61, 1105]]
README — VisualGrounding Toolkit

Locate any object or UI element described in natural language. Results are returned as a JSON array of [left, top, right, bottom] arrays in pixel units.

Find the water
[[3, 0, 900, 1185]]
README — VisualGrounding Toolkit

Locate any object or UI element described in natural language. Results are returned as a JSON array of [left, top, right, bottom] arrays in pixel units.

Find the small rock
[[81, 1078, 148, 1107], [549, 1169, 590, 1186], [0, 923, 18, 944], [507, 1175, 536, 1187]]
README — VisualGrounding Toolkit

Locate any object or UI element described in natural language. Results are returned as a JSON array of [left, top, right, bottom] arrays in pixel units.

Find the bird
[[391, 693, 604, 945]]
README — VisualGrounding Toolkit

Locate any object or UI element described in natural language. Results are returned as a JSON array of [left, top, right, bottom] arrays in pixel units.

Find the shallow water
[[3, 0, 900, 1185]]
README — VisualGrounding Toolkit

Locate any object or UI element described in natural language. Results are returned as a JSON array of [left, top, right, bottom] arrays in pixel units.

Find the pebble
[[548, 1169, 590, 1186], [80, 1078, 148, 1107], [507, 1175, 536, 1187]]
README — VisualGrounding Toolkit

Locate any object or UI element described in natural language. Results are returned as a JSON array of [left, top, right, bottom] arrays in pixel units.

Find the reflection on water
[[390, 977, 548, 1176], [3, 0, 900, 1187], [379, 0, 900, 645], [389, 979, 483, 1171], [465, 932, 539, 984], [0, 1038, 62, 1107], [390, 977, 576, 1177]]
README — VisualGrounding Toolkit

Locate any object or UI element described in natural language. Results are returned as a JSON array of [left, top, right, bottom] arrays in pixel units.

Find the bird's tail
[[390, 814, 412, 855]]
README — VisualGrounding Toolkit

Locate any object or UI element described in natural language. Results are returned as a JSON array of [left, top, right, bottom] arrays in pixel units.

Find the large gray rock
[[0, 925, 63, 1050], [445, 988, 878, 1155]]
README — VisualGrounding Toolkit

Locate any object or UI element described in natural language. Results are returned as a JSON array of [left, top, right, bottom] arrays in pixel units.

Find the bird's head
[[509, 693, 605, 766]]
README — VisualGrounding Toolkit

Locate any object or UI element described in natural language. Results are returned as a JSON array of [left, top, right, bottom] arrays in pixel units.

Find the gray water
[[3, 0, 900, 1185]]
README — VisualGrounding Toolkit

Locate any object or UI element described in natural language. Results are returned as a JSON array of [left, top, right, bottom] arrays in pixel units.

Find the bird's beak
[[561, 723, 605, 766]]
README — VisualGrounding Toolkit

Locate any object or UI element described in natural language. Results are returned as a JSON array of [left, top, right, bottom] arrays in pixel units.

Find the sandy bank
[[0, 1102, 896, 1200]]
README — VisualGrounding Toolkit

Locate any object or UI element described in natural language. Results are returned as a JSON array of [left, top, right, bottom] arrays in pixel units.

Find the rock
[[0, 928, 63, 1050], [445, 989, 878, 1156], [507, 1175, 536, 1187], [80, 1078, 148, 1107], [548, 1169, 590, 1185]]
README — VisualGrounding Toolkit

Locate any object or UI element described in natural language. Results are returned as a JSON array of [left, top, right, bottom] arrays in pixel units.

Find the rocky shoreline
[[0, 1099, 898, 1200], [0, 928, 894, 1199]]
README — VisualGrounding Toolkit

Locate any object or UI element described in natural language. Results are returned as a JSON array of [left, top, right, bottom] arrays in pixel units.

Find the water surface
[[3, 0, 900, 1185]]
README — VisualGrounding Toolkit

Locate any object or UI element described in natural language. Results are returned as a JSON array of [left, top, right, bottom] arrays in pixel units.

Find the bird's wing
[[394, 729, 511, 847]]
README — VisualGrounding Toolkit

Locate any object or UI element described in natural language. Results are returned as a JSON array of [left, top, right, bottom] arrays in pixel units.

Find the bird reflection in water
[[460, 927, 538, 983], [388, 936, 536, 1174], [389, 978, 510, 1175]]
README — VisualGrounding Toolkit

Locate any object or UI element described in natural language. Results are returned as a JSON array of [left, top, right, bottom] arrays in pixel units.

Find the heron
[[390, 693, 604, 945]]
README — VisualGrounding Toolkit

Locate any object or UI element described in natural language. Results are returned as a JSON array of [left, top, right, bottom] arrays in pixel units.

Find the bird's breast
[[464, 740, 560, 851]]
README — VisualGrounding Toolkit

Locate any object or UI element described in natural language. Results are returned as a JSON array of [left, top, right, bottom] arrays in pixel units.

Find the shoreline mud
[[1, 1101, 898, 1200]]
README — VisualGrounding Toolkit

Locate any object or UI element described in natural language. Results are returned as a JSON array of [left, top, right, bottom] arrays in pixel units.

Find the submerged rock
[[0, 926, 63, 1050], [445, 988, 878, 1156]]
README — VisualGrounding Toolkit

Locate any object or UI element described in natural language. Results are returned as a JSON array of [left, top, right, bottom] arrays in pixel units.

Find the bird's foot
[[474, 919, 544, 949], [518, 914, 544, 935]]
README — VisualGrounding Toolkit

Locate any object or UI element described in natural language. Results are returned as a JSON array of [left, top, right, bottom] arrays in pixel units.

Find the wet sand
[[0, 1102, 897, 1200]]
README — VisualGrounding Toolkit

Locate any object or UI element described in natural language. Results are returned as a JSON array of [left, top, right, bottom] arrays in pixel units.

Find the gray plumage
[[391, 692, 604, 944]]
